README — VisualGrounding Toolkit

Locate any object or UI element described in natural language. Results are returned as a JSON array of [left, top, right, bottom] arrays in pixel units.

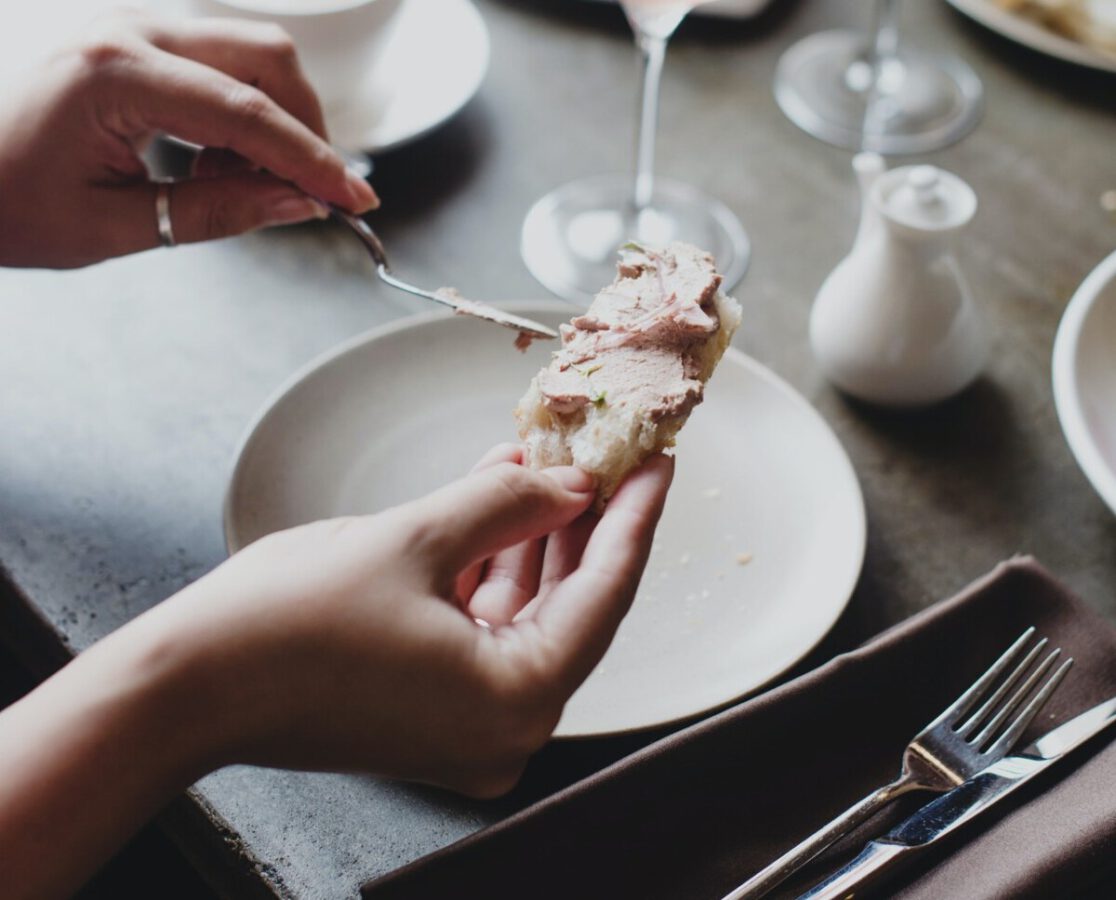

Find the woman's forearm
[[0, 611, 216, 900], [0, 451, 672, 896]]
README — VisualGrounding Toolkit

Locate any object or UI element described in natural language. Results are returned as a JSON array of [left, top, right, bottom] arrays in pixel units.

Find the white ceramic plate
[[947, 0, 1116, 74], [225, 303, 866, 736], [328, 0, 490, 152], [1053, 250, 1116, 517]]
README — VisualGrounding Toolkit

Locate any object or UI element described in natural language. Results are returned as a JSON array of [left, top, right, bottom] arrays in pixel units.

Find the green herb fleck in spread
[[571, 364, 607, 407]]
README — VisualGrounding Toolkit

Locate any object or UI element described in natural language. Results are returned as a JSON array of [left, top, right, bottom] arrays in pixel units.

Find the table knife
[[796, 695, 1116, 900]]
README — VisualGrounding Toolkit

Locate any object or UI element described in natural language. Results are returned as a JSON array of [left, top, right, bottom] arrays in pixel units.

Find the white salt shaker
[[809, 152, 987, 407]]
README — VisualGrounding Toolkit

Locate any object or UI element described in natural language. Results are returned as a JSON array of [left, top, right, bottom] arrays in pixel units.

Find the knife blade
[[796, 695, 1116, 900]]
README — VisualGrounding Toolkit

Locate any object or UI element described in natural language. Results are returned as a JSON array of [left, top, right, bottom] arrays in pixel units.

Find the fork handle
[[719, 776, 916, 900]]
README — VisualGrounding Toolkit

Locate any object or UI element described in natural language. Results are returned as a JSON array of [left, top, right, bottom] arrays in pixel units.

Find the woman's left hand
[[0, 445, 673, 900]]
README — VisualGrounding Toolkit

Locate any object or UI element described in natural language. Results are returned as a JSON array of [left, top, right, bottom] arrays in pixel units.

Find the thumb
[[149, 173, 328, 246], [407, 462, 596, 581]]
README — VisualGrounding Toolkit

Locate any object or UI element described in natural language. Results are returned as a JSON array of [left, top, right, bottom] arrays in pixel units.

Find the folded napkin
[[362, 558, 1116, 899]]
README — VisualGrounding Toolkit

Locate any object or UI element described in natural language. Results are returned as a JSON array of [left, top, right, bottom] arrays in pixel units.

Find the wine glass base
[[774, 29, 983, 154], [521, 175, 750, 306]]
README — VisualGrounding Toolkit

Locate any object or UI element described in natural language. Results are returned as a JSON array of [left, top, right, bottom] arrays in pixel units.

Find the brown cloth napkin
[[362, 558, 1116, 899]]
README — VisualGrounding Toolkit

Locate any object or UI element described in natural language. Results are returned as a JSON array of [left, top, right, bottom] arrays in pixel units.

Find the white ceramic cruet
[[810, 152, 987, 407]]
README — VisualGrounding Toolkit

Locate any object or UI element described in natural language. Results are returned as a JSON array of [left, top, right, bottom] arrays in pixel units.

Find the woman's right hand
[[0, 9, 378, 268]]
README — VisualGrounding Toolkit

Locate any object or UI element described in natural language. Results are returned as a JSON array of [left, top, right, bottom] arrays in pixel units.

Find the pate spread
[[537, 241, 723, 421], [434, 286, 543, 352]]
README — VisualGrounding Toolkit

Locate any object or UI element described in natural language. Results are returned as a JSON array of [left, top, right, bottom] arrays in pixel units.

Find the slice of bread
[[515, 242, 741, 509]]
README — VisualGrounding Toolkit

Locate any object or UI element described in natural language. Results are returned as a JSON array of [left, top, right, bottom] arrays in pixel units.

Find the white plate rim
[[224, 302, 867, 735], [222, 305, 522, 552], [332, 0, 490, 153], [947, 0, 1116, 74], [1052, 249, 1116, 517]]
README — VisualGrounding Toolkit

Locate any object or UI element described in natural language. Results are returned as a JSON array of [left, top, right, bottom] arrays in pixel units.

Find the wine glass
[[520, 0, 750, 305], [774, 0, 983, 155]]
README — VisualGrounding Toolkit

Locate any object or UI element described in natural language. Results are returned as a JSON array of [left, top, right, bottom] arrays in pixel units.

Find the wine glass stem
[[867, 0, 900, 71], [632, 31, 668, 214]]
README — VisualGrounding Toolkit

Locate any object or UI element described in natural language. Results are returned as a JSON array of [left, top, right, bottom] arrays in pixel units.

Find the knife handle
[[796, 841, 909, 900]]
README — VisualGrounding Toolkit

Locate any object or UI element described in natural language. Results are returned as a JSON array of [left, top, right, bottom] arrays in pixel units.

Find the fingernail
[[345, 169, 379, 212], [648, 453, 676, 480], [663, 454, 677, 482], [266, 196, 329, 226], [544, 466, 595, 494]]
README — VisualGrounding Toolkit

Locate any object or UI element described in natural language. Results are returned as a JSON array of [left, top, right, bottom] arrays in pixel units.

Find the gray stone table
[[2, 0, 1116, 897]]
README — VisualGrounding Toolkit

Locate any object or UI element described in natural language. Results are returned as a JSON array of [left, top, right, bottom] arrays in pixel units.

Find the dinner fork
[[722, 626, 1073, 900], [330, 208, 558, 341]]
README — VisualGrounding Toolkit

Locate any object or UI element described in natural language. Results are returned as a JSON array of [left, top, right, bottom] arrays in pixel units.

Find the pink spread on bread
[[515, 240, 741, 509], [538, 242, 723, 420]]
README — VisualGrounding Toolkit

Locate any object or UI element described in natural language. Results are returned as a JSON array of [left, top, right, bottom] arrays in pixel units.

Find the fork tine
[[932, 627, 1036, 727], [956, 638, 1047, 738], [983, 655, 1074, 758], [970, 646, 1059, 747]]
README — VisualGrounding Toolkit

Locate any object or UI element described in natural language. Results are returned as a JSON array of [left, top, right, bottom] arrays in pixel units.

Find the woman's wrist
[[0, 593, 226, 898], [95, 579, 269, 779]]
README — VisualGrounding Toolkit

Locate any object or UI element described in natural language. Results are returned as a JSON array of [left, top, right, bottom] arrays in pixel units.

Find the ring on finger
[[155, 181, 176, 248]]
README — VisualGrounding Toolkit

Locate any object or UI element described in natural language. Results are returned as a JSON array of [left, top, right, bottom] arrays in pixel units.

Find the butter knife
[[797, 695, 1116, 900], [331, 208, 559, 342]]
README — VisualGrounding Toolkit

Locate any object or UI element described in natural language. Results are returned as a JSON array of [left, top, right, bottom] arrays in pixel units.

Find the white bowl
[[1053, 249, 1116, 516]]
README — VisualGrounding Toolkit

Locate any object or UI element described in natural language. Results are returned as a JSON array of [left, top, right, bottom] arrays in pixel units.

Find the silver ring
[[155, 182, 175, 248]]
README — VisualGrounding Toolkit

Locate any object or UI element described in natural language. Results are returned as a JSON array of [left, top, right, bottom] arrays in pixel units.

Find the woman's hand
[[158, 445, 673, 794], [0, 9, 378, 268], [0, 447, 673, 899]]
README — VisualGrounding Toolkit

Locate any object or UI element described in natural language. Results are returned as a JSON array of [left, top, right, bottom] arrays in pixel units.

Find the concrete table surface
[[2, 0, 1115, 897]]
